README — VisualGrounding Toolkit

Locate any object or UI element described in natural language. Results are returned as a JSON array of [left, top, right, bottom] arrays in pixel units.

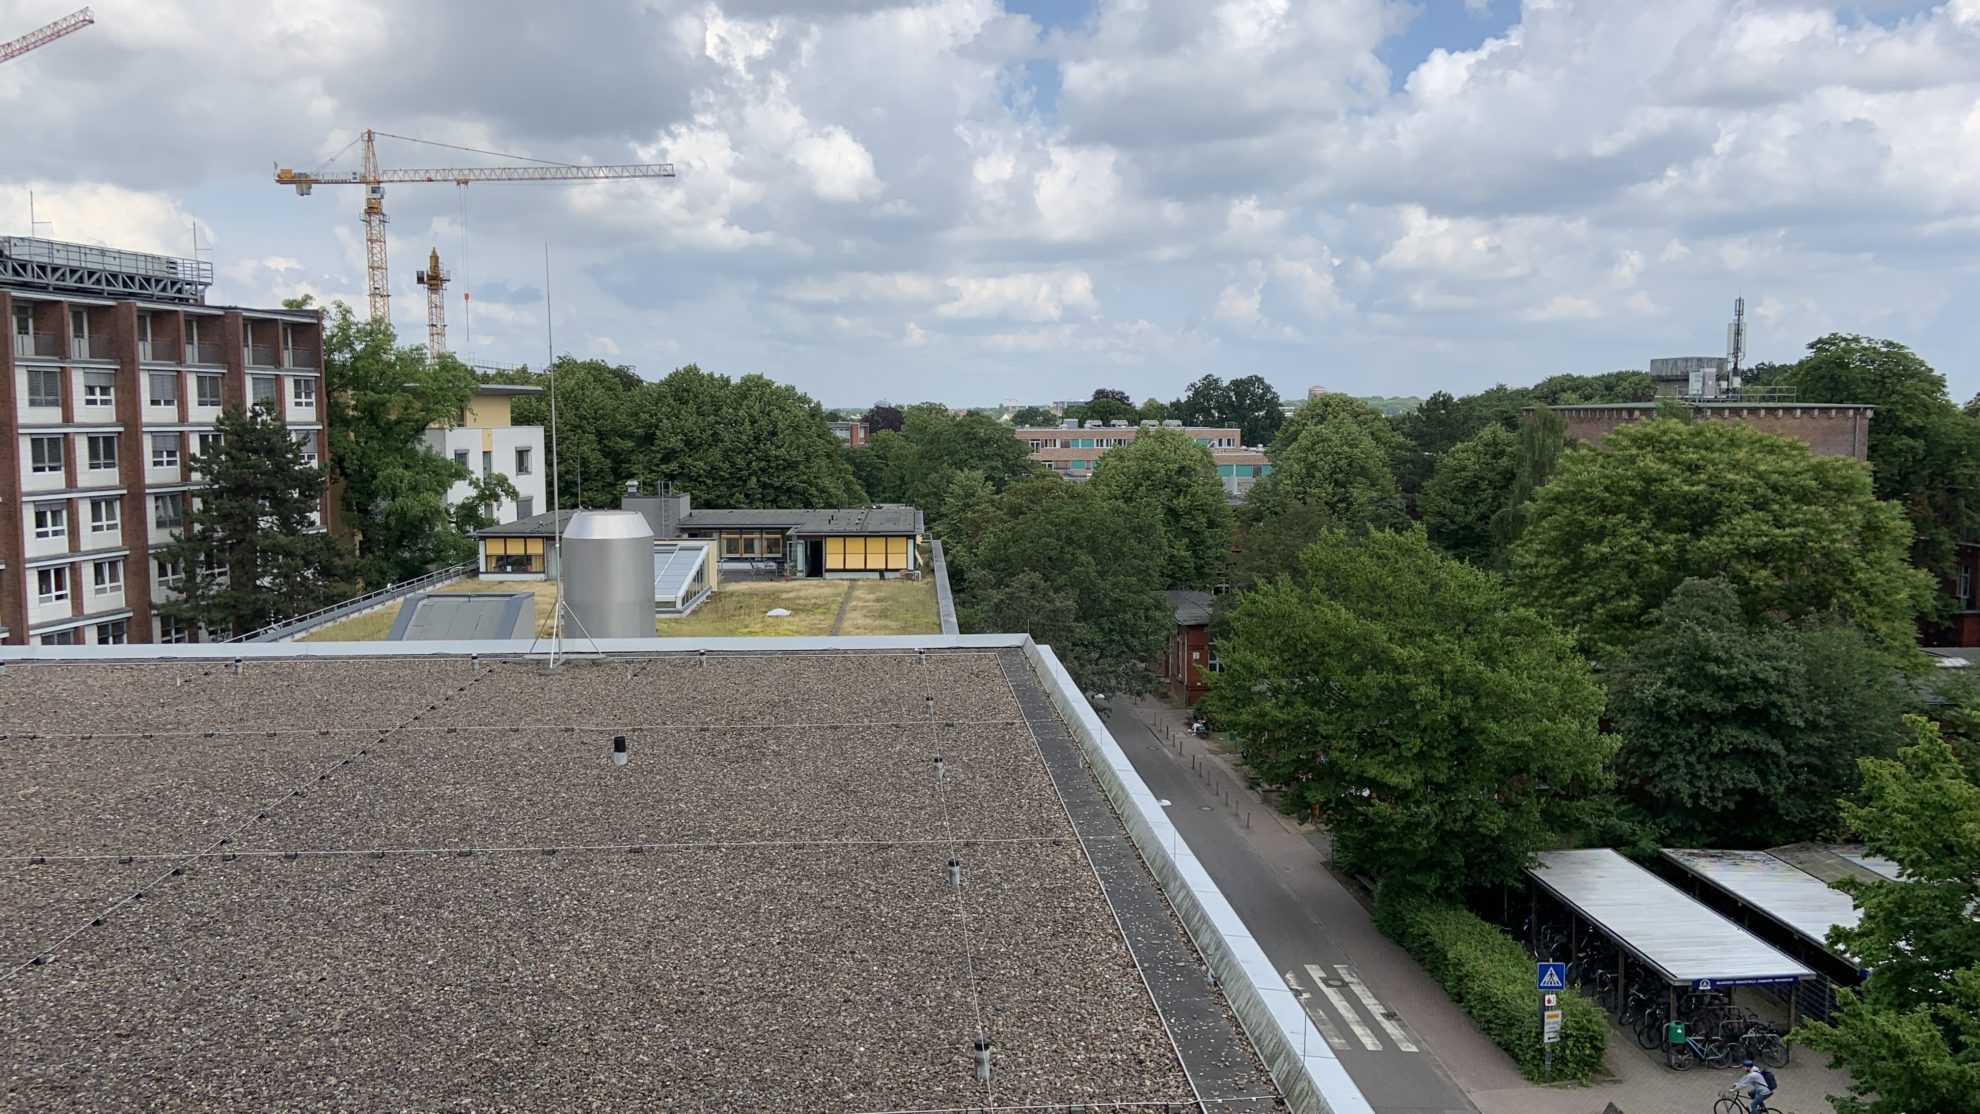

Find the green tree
[[866, 401, 906, 433], [1510, 417, 1932, 661], [1528, 370, 1656, 406], [871, 406, 1035, 505], [1226, 503, 1334, 591], [1070, 395, 1138, 425], [319, 302, 479, 584], [1788, 334, 1980, 617], [1607, 578, 1905, 847], [158, 403, 350, 638], [1204, 528, 1611, 893], [1136, 397, 1173, 423], [1390, 390, 1481, 496], [960, 481, 1169, 695], [1089, 427, 1232, 589], [1171, 374, 1227, 427], [1486, 405, 1566, 565], [1251, 407, 1405, 532], [1008, 405, 1057, 426], [1796, 717, 1980, 1114], [1420, 424, 1518, 565], [1223, 374, 1285, 446], [641, 367, 862, 508]]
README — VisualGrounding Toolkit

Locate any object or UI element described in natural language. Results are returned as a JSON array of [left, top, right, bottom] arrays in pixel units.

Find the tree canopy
[[866, 401, 905, 433], [1796, 717, 1980, 1114], [1008, 404, 1057, 427], [1510, 417, 1932, 661], [158, 403, 350, 638], [1088, 427, 1232, 589], [1169, 373, 1286, 446], [1204, 528, 1611, 894], [1419, 423, 1518, 565], [1249, 402, 1405, 532], [1607, 578, 1905, 847]]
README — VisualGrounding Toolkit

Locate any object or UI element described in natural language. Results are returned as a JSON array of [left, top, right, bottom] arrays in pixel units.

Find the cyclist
[[1732, 1058, 1773, 1112]]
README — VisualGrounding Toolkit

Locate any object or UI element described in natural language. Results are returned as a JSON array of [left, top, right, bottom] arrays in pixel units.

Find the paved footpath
[[1111, 696, 1855, 1114]]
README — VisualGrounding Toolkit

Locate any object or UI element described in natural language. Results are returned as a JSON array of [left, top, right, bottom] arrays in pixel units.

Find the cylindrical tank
[[559, 510, 654, 639]]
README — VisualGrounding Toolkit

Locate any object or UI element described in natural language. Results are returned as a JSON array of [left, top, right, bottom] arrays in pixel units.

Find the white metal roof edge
[[1659, 848, 1863, 965], [0, 633, 1028, 662]]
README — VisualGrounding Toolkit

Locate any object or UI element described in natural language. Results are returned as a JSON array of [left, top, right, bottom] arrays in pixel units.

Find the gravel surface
[[0, 651, 1206, 1112]]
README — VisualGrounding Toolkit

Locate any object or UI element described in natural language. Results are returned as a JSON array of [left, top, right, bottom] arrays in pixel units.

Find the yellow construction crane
[[416, 247, 447, 364], [276, 129, 674, 322], [0, 7, 94, 64]]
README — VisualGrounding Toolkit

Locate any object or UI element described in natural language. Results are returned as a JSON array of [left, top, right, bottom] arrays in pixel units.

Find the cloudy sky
[[4, 0, 1977, 406]]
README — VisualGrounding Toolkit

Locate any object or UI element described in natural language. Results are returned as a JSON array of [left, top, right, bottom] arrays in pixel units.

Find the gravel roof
[[0, 651, 1211, 1111]]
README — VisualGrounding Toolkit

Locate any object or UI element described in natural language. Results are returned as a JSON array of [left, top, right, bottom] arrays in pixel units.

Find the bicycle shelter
[[1660, 848, 1870, 1022], [1528, 849, 1818, 1030]]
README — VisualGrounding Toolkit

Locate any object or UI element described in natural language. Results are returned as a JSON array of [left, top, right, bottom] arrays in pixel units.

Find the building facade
[[1013, 419, 1270, 496], [829, 419, 867, 448], [1, 237, 329, 646], [1158, 590, 1215, 705], [422, 384, 546, 526], [1542, 403, 1876, 461]]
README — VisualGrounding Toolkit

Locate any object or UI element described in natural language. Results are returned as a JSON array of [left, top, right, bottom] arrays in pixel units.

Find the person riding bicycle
[[1733, 1058, 1773, 1112]]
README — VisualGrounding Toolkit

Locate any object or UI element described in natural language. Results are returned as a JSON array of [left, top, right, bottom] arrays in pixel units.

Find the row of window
[[1024, 435, 1240, 450], [25, 430, 317, 477], [452, 447, 534, 477], [21, 369, 316, 410], [37, 620, 135, 646], [29, 493, 188, 541], [32, 556, 189, 605]]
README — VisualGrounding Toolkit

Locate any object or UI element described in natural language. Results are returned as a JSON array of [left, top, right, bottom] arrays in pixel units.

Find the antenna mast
[[1727, 296, 1747, 392]]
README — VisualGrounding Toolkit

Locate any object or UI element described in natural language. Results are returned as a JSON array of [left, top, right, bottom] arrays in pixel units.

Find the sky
[[4, 0, 1977, 407]]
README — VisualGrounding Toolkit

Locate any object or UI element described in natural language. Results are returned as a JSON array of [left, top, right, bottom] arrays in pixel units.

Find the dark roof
[[471, 384, 545, 396], [678, 505, 922, 536], [386, 592, 536, 641], [476, 509, 577, 538], [1165, 590, 1213, 626]]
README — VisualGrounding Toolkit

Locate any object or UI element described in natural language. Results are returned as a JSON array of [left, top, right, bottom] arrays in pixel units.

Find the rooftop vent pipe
[[612, 735, 628, 766]]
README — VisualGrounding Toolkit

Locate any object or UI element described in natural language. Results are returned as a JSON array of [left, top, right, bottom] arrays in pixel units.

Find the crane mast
[[276, 130, 674, 324], [416, 247, 448, 365], [0, 7, 93, 64]]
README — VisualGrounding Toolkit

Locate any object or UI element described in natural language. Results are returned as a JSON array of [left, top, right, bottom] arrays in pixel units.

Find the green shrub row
[[1374, 887, 1607, 1081]]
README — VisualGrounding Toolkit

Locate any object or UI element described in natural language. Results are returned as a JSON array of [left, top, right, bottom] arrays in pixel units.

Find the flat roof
[[0, 648, 1259, 1109], [386, 592, 535, 641], [1530, 849, 1817, 987], [471, 383, 544, 396], [1660, 848, 1863, 966], [679, 505, 922, 535], [1767, 842, 1905, 886], [1164, 590, 1213, 626]]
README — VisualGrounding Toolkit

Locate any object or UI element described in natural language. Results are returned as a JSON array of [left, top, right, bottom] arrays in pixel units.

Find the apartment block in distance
[[423, 383, 546, 525], [0, 236, 330, 646], [1014, 418, 1273, 497]]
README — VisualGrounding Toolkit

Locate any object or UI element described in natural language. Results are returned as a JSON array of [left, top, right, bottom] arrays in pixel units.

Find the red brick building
[[1544, 403, 1875, 460], [1159, 590, 1215, 705]]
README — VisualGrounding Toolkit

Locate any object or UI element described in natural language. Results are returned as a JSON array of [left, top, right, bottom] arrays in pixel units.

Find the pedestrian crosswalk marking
[[1283, 968, 1350, 1051], [1307, 964, 1384, 1051], [1335, 964, 1419, 1053]]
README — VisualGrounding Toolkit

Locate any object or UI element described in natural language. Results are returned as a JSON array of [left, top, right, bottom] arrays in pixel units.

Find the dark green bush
[[1375, 887, 1607, 1081]]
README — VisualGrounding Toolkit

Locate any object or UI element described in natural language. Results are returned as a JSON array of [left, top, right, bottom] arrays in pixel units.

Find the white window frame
[[92, 558, 123, 596], [250, 375, 278, 406], [156, 556, 184, 589], [33, 504, 67, 540], [158, 615, 190, 644], [291, 377, 316, 407], [147, 371, 178, 407], [82, 370, 115, 408], [514, 447, 533, 476], [95, 619, 128, 645], [29, 435, 63, 473], [26, 367, 60, 408], [151, 434, 181, 470], [86, 434, 118, 472], [154, 493, 185, 530], [36, 566, 70, 605], [89, 497, 119, 535], [194, 373, 223, 407]]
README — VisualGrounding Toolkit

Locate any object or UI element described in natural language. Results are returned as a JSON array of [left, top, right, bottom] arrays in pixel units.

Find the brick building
[[1158, 589, 1215, 705], [1014, 419, 1272, 497], [1, 237, 329, 645], [1543, 403, 1876, 460]]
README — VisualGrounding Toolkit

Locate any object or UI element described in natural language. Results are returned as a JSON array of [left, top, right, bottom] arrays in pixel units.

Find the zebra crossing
[[1284, 963, 1421, 1054]]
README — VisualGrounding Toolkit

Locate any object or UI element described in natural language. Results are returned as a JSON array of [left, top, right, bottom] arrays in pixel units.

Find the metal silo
[[559, 510, 654, 639]]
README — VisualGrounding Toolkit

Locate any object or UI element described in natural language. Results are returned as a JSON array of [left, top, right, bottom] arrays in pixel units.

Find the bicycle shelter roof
[[1659, 849, 1864, 970], [1529, 849, 1817, 989]]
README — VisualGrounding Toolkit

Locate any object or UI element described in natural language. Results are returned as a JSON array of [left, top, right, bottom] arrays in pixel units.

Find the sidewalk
[[1116, 695, 1854, 1114]]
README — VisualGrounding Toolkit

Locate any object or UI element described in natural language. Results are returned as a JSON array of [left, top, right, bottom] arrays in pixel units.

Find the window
[[154, 493, 185, 530], [196, 432, 222, 462], [33, 504, 66, 540], [194, 373, 223, 407], [482, 535, 545, 574], [82, 371, 115, 408], [453, 449, 469, 470], [95, 620, 127, 645], [36, 567, 69, 605], [12, 306, 29, 339], [517, 496, 534, 518], [148, 372, 178, 407], [250, 376, 278, 406], [86, 434, 118, 471], [514, 447, 533, 475], [26, 367, 59, 407], [482, 450, 493, 478], [156, 557, 183, 589], [92, 559, 123, 597], [291, 377, 316, 407], [293, 431, 317, 468], [158, 615, 190, 644], [1962, 562, 1974, 609], [89, 497, 119, 535], [69, 308, 88, 343], [150, 434, 180, 470], [40, 628, 77, 646], [29, 435, 63, 473]]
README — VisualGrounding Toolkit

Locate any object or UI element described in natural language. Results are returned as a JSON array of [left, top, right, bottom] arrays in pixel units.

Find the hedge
[[1374, 887, 1608, 1081]]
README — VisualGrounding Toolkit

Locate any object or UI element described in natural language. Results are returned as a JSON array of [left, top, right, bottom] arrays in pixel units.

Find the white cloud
[[936, 270, 1100, 322], [788, 125, 882, 202]]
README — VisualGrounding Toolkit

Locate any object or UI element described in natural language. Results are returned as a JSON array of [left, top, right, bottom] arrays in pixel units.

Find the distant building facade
[[1158, 590, 1216, 705], [1540, 403, 1875, 461], [0, 236, 330, 646], [1013, 420, 1271, 496], [423, 384, 546, 525], [829, 419, 867, 447]]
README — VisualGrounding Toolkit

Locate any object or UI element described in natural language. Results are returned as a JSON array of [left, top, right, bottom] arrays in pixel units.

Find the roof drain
[[932, 756, 944, 781], [611, 734, 628, 767], [947, 859, 961, 888], [972, 1037, 991, 1081]]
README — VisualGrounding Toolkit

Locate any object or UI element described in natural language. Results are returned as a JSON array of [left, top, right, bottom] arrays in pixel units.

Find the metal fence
[[224, 563, 472, 644]]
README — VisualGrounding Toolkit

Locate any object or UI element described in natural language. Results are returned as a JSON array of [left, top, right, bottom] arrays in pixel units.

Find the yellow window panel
[[887, 536, 908, 568], [524, 537, 545, 555]]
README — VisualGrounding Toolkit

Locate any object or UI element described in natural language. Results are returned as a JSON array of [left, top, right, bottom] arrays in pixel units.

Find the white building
[[423, 384, 546, 526]]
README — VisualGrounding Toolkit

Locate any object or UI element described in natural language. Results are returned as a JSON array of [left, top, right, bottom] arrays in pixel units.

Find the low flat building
[[828, 418, 867, 447], [1015, 419, 1269, 495], [1538, 402, 1875, 460], [423, 383, 546, 525], [1158, 589, 1215, 705]]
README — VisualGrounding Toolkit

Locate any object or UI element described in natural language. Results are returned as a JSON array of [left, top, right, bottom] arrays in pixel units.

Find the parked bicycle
[[1670, 1028, 1733, 1071]]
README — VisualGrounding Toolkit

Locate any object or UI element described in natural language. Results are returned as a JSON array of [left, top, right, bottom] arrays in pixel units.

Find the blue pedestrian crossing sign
[[1537, 962, 1567, 991]]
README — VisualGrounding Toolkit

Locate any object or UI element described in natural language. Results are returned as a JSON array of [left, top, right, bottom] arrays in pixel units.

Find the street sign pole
[[1535, 964, 1566, 1078]]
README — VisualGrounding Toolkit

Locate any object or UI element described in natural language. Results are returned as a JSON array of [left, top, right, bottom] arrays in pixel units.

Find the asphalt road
[[1108, 698, 1482, 1114]]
